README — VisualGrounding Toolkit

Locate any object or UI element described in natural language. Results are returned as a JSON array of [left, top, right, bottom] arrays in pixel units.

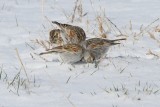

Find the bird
[[39, 44, 85, 64], [82, 38, 126, 63], [52, 21, 86, 45], [49, 29, 63, 46]]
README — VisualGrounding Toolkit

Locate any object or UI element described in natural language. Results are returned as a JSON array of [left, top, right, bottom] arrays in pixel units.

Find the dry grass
[[86, 2, 126, 39], [0, 65, 39, 96], [101, 81, 160, 100], [136, 18, 159, 37], [146, 49, 160, 58], [60, 0, 87, 22], [7, 0, 159, 99], [155, 25, 160, 32], [71, 0, 87, 22], [30, 39, 51, 50], [96, 15, 107, 38]]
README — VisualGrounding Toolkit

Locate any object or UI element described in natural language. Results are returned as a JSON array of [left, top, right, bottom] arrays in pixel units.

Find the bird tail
[[110, 42, 121, 45], [39, 46, 65, 55], [39, 50, 57, 55], [108, 38, 126, 45], [52, 21, 61, 26], [110, 38, 126, 42]]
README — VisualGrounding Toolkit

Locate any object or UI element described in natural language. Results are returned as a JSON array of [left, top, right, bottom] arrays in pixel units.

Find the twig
[[89, 0, 97, 16], [0, 70, 2, 80], [0, 65, 3, 80], [120, 65, 128, 73], [15, 48, 30, 83], [106, 17, 123, 35], [8, 71, 21, 88], [90, 69, 99, 75], [108, 58, 116, 69], [66, 76, 71, 84], [71, 0, 79, 22], [34, 53, 49, 62], [17, 76, 20, 96], [15, 14, 18, 27], [3, 71, 8, 82], [136, 18, 159, 36], [31, 39, 49, 50], [77, 0, 83, 22], [25, 42, 35, 50], [44, 16, 54, 27], [9, 89, 18, 95]]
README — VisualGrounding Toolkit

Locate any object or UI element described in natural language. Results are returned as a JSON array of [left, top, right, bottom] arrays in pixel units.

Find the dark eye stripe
[[62, 24, 69, 27]]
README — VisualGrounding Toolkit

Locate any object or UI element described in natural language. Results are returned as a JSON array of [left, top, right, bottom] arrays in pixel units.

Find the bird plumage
[[49, 29, 63, 46], [40, 44, 84, 63], [52, 21, 86, 45], [83, 38, 126, 63]]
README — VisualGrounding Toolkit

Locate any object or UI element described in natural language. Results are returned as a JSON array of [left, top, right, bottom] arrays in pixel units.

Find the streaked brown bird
[[83, 38, 126, 63], [49, 29, 63, 46], [39, 44, 85, 64], [52, 21, 86, 45]]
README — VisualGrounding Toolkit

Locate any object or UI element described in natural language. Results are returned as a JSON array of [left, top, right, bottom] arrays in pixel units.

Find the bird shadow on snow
[[51, 55, 135, 69]]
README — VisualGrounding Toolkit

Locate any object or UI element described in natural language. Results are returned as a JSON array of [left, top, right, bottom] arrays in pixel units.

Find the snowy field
[[0, 0, 160, 107]]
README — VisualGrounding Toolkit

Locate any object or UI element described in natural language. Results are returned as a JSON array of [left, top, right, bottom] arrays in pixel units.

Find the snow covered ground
[[0, 0, 160, 107]]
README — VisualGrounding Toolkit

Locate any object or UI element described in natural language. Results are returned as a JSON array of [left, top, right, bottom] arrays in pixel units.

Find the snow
[[0, 0, 160, 107]]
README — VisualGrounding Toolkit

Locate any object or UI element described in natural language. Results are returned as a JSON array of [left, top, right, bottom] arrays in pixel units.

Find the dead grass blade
[[15, 48, 30, 83], [155, 26, 160, 32], [106, 17, 123, 36], [137, 18, 159, 36], [71, 0, 79, 22], [71, 0, 84, 22], [148, 31, 156, 40], [146, 49, 159, 58], [129, 20, 132, 31], [31, 39, 50, 50]]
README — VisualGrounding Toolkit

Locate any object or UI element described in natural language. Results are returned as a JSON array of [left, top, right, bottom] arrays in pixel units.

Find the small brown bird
[[39, 44, 84, 64], [83, 38, 126, 63], [49, 29, 63, 46], [52, 21, 86, 45]]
